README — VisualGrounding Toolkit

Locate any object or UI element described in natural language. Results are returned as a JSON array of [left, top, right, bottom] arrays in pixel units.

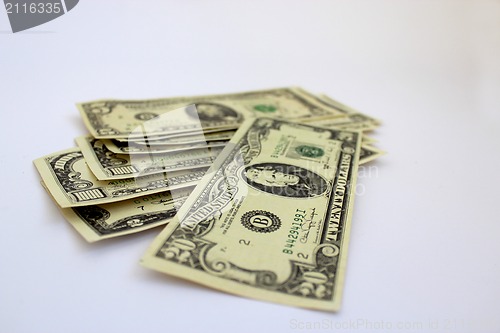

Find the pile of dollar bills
[[34, 87, 383, 311]]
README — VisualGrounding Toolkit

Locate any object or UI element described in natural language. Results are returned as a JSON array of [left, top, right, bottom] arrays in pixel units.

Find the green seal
[[295, 145, 324, 158], [253, 104, 277, 113]]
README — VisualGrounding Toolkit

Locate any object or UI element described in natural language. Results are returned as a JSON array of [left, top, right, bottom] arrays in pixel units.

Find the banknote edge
[[140, 117, 363, 311]]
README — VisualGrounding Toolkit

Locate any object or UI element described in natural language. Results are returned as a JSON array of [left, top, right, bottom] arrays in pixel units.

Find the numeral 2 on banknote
[[142, 117, 362, 311]]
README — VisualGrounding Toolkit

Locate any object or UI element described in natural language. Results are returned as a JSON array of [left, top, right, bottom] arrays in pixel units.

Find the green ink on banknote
[[254, 104, 277, 113], [295, 145, 324, 158]]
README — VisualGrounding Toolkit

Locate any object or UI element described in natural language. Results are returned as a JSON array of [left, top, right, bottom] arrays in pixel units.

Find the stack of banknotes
[[34, 87, 383, 311]]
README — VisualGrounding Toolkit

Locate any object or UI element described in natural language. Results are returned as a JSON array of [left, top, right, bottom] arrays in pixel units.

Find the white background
[[1, 1, 500, 332]]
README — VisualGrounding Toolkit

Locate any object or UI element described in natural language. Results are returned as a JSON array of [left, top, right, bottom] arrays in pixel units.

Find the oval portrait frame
[[240, 162, 330, 199]]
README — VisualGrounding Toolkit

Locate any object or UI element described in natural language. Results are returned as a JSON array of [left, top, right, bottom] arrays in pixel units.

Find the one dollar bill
[[141, 117, 361, 311]]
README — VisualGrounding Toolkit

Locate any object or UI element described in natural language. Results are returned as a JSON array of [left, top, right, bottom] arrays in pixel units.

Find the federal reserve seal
[[241, 210, 281, 233]]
